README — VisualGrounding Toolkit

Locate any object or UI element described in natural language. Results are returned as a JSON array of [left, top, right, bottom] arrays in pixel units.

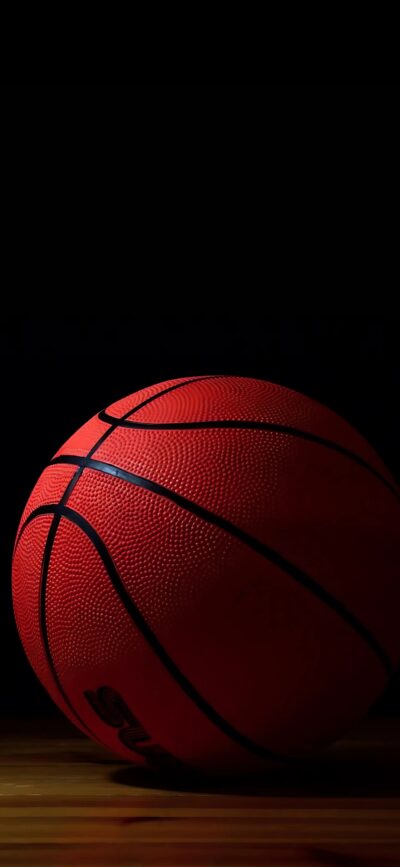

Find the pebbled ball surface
[[12, 376, 400, 773]]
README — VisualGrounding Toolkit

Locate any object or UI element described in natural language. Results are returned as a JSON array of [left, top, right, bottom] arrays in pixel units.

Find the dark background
[[1, 316, 399, 717]]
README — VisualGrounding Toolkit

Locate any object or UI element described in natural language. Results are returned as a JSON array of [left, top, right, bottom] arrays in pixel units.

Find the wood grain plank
[[0, 716, 399, 866]]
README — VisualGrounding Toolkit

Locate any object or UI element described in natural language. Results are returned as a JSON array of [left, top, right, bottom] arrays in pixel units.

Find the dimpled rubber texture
[[12, 376, 400, 774]]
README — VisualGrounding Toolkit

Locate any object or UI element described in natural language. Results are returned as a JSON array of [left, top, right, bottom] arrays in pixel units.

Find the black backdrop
[[1, 316, 399, 716]]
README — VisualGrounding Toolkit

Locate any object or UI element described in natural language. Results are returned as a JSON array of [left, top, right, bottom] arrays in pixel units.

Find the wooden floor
[[0, 717, 399, 866]]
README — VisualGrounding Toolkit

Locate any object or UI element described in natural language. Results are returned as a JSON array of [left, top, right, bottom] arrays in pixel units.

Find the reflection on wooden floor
[[0, 716, 399, 865]]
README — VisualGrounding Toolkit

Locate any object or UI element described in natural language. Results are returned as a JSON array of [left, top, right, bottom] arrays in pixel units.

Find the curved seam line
[[97, 411, 398, 500], [49, 454, 394, 679], [36, 511, 96, 738], [122, 376, 225, 421], [13, 379, 226, 554], [17, 504, 287, 764]]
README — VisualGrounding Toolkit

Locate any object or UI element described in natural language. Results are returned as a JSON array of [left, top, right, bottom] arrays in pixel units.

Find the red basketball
[[12, 376, 400, 773]]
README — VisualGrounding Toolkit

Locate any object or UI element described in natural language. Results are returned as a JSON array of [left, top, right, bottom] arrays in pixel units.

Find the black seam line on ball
[[50, 454, 394, 679], [37, 513, 95, 738], [14, 382, 220, 552], [122, 376, 224, 421], [55, 380, 224, 507], [18, 504, 287, 764], [93, 376, 223, 456], [97, 411, 398, 501]]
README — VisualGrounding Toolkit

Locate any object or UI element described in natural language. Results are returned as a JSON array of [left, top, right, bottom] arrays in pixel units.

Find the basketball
[[12, 376, 400, 774]]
